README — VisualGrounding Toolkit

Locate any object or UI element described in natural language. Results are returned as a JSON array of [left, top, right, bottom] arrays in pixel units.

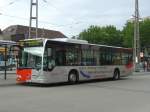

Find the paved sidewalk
[[132, 71, 150, 76], [0, 79, 16, 85], [0, 73, 17, 86]]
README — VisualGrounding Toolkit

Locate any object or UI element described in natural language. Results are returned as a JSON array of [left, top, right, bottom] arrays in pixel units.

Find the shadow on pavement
[[19, 77, 130, 88]]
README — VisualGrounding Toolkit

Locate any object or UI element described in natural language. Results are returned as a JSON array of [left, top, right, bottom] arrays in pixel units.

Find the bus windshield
[[19, 47, 43, 70]]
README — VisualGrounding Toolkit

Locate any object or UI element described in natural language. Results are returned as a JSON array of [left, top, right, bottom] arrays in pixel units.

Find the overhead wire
[[0, 0, 85, 37], [41, 0, 84, 27], [0, 0, 21, 10], [42, 0, 61, 12], [0, 0, 84, 28], [0, 13, 80, 28]]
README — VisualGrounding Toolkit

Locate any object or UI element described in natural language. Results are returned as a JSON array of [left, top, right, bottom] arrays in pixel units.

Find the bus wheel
[[68, 71, 78, 84], [113, 69, 120, 80]]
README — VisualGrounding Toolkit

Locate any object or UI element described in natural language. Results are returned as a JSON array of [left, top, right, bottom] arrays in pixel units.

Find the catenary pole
[[29, 0, 38, 39]]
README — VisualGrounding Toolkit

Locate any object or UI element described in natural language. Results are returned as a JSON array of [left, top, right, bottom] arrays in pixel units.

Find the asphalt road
[[0, 72, 150, 112]]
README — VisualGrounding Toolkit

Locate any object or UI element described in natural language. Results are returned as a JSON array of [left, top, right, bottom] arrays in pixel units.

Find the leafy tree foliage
[[79, 25, 123, 46], [122, 22, 134, 48], [140, 19, 150, 48], [79, 18, 150, 49], [122, 18, 150, 48]]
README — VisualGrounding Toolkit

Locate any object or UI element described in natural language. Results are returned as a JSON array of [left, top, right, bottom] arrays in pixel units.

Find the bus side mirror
[[47, 48, 52, 56]]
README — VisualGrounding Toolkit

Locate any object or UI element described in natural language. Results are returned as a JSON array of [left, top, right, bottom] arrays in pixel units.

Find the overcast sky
[[0, 0, 150, 37]]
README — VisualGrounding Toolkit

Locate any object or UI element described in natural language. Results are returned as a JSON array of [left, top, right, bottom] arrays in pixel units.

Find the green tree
[[79, 18, 150, 48], [122, 18, 150, 48], [122, 22, 134, 48], [140, 19, 150, 48], [79, 25, 123, 46]]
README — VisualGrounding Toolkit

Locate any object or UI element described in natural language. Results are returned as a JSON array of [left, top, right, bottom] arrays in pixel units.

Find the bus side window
[[56, 49, 66, 66]]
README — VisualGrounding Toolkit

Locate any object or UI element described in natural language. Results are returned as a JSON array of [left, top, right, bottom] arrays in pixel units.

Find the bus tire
[[113, 69, 120, 80], [68, 71, 79, 84]]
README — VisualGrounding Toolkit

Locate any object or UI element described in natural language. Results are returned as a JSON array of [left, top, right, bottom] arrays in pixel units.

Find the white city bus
[[16, 38, 133, 84]]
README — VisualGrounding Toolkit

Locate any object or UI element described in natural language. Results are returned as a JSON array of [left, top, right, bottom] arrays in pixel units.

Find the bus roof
[[50, 38, 88, 44], [48, 38, 131, 50], [20, 38, 88, 44], [21, 38, 132, 50]]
